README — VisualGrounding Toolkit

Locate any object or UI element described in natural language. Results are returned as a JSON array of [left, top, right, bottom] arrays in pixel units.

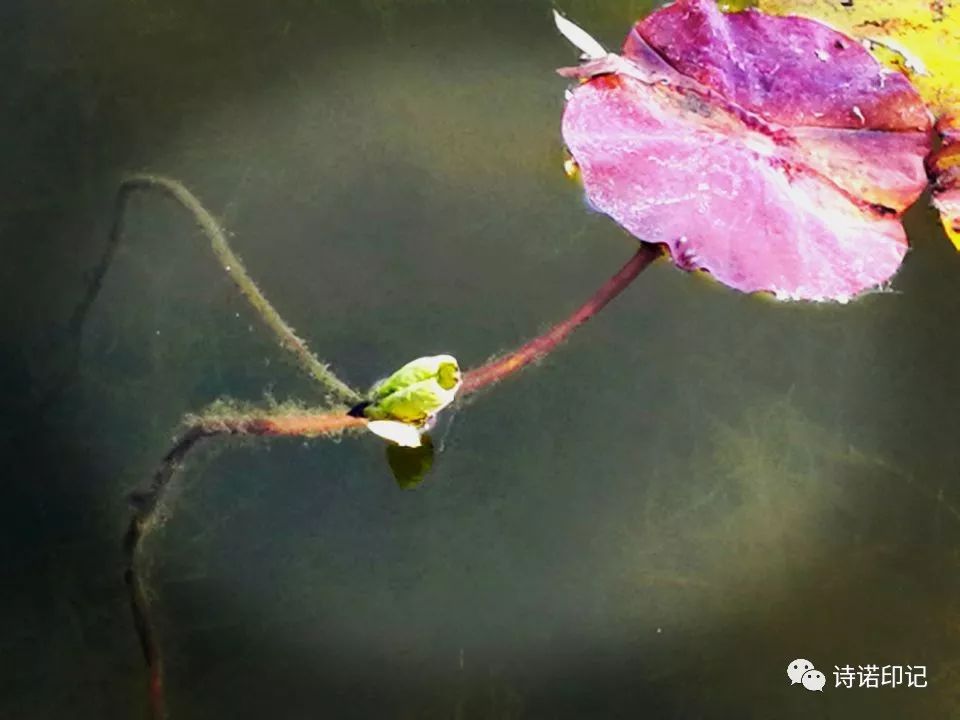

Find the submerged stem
[[124, 426, 212, 720], [123, 408, 366, 718], [117, 174, 360, 403], [126, 237, 659, 718]]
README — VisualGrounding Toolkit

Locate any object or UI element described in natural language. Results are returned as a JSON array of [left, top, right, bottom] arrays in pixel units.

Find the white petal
[[553, 10, 607, 60], [367, 420, 423, 448]]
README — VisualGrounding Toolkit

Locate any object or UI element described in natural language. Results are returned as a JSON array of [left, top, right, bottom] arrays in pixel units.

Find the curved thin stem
[[31, 180, 131, 410], [462, 244, 661, 393], [124, 408, 364, 718], [117, 174, 360, 403], [124, 426, 213, 720]]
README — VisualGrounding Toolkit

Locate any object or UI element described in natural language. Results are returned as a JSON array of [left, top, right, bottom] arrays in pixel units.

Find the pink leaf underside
[[931, 120, 960, 238], [560, 0, 932, 301]]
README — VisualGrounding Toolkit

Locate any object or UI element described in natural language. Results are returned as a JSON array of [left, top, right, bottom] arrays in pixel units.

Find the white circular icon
[[787, 658, 814, 684], [802, 669, 826, 692]]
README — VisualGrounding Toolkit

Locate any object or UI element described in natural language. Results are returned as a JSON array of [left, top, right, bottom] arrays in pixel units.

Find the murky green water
[[2, 1, 959, 718]]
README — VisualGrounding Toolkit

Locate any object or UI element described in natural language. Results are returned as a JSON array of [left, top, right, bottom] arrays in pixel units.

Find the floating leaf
[[931, 123, 960, 247], [558, 0, 931, 301], [754, 0, 960, 247]]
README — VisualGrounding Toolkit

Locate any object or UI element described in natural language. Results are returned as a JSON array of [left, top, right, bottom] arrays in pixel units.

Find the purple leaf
[[559, 0, 932, 302]]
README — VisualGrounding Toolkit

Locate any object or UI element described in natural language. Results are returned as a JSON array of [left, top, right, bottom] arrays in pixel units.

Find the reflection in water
[[387, 435, 436, 490]]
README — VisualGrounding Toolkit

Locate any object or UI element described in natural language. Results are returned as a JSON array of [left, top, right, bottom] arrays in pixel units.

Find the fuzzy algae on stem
[[113, 175, 660, 719], [116, 174, 361, 404], [92, 174, 362, 719]]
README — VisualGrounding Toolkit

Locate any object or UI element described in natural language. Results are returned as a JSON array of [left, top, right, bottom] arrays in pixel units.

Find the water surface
[[2, 1, 959, 718]]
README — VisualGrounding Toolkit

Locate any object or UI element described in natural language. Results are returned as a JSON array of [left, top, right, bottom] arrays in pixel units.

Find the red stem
[[461, 244, 660, 393], [183, 246, 660, 440], [229, 244, 660, 436], [129, 245, 659, 719]]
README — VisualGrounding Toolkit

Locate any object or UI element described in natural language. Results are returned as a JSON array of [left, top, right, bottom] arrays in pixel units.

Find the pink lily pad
[[559, 0, 932, 302], [929, 119, 960, 245]]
